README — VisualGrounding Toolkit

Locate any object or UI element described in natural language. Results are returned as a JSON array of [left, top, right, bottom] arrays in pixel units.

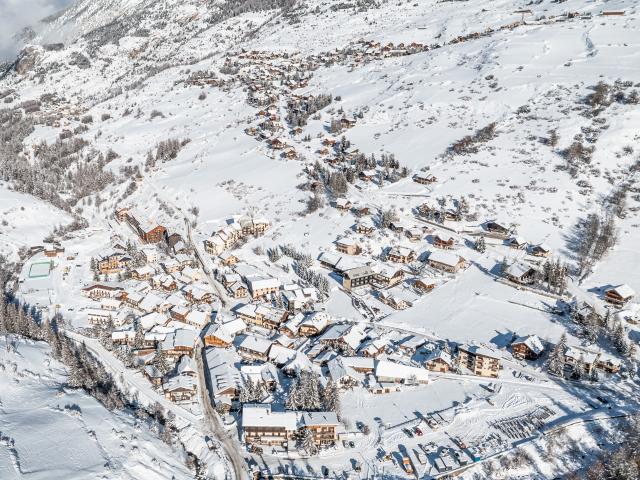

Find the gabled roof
[[607, 284, 635, 299], [512, 335, 544, 355], [427, 250, 464, 267], [425, 349, 453, 366]]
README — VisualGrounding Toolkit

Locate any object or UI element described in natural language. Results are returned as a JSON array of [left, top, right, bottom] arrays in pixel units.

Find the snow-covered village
[[1, 0, 640, 479]]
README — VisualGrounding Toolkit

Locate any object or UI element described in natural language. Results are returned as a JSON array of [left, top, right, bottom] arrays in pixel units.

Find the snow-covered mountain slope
[[0, 337, 192, 480]]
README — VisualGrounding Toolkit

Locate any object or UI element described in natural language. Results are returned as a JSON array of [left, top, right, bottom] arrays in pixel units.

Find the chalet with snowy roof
[[179, 266, 201, 283], [114, 206, 130, 223], [81, 284, 123, 300], [268, 344, 298, 366], [203, 324, 233, 348], [564, 346, 598, 374], [228, 282, 249, 299], [318, 252, 345, 272], [425, 349, 454, 372], [595, 353, 622, 374], [504, 262, 538, 285], [237, 335, 272, 361], [484, 219, 511, 235], [170, 305, 189, 322], [413, 173, 437, 185], [604, 284, 635, 305], [507, 236, 527, 249], [219, 251, 239, 266], [161, 329, 198, 358], [112, 328, 136, 346], [223, 273, 242, 287], [143, 365, 164, 386], [242, 404, 339, 448], [355, 217, 375, 235], [242, 404, 297, 447], [406, 227, 423, 242], [97, 251, 132, 275], [397, 335, 426, 355], [334, 198, 352, 211], [342, 266, 375, 290], [530, 243, 551, 257], [318, 324, 365, 354], [427, 251, 466, 273], [458, 344, 501, 378], [375, 360, 429, 385], [235, 303, 287, 329], [299, 311, 330, 336], [131, 265, 155, 281], [414, 277, 436, 293], [327, 357, 364, 388], [511, 335, 544, 360], [246, 276, 280, 300], [204, 348, 243, 410], [432, 234, 455, 250], [141, 246, 158, 263], [185, 310, 209, 329], [204, 235, 226, 255], [183, 285, 214, 304], [335, 238, 361, 255], [372, 264, 404, 288], [357, 338, 386, 358], [387, 246, 416, 264], [302, 412, 340, 446], [359, 169, 377, 182], [162, 375, 197, 403], [378, 291, 411, 310], [127, 212, 166, 244], [279, 313, 304, 337], [175, 355, 197, 377], [44, 244, 65, 258], [86, 308, 114, 326]]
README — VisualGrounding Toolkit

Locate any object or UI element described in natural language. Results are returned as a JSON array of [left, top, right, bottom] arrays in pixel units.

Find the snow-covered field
[[0, 336, 191, 480]]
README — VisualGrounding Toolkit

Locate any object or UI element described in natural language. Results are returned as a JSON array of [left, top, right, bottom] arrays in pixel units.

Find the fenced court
[[28, 261, 52, 279]]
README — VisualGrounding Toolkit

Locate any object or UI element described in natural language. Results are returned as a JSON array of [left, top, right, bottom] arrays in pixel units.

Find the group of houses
[[204, 215, 270, 256]]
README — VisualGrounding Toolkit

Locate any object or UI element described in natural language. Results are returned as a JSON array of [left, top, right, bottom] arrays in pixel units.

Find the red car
[[414, 427, 423, 436]]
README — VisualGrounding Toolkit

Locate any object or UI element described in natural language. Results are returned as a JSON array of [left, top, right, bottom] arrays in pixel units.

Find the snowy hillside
[[1, 0, 640, 478], [0, 336, 192, 480]]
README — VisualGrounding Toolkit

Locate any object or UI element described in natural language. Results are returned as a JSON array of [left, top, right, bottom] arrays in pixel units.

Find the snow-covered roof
[[301, 311, 330, 331], [139, 312, 168, 330], [505, 261, 537, 278], [425, 349, 453, 366], [175, 355, 197, 375], [300, 411, 339, 426], [242, 404, 297, 430], [238, 335, 272, 354], [608, 284, 635, 299], [327, 357, 364, 383], [512, 335, 544, 355], [459, 343, 501, 360], [162, 329, 198, 350], [247, 276, 281, 291], [205, 348, 243, 396], [375, 360, 429, 383], [268, 344, 298, 365], [427, 250, 463, 267]]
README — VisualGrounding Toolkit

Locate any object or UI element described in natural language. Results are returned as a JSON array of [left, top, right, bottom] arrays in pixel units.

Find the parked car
[[322, 466, 329, 477], [349, 441, 356, 448], [414, 426, 423, 436], [404, 428, 414, 438], [205, 436, 216, 450]]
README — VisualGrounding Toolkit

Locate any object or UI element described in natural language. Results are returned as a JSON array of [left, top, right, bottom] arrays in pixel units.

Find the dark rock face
[[14, 47, 41, 75]]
